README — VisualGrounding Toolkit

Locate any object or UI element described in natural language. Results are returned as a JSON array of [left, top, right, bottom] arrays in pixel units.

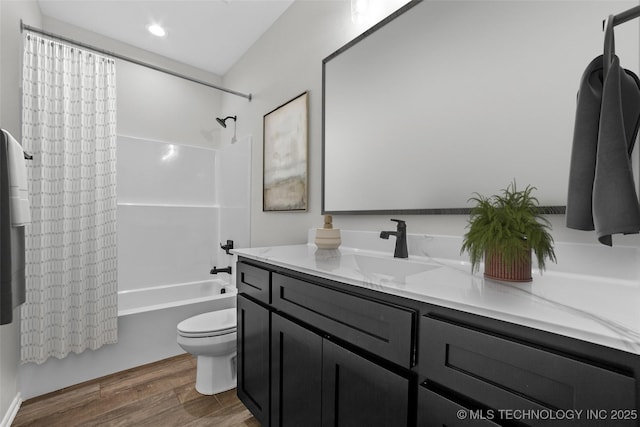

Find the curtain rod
[[20, 21, 252, 101]]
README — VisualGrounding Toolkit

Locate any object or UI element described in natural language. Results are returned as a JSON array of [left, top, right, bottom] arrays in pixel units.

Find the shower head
[[216, 115, 236, 128], [216, 115, 238, 144]]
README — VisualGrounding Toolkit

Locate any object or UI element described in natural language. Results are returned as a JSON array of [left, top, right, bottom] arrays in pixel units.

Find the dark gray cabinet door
[[237, 295, 270, 426], [322, 339, 410, 427], [271, 313, 322, 427]]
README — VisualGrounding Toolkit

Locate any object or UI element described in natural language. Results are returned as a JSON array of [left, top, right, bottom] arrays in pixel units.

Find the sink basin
[[352, 254, 440, 283]]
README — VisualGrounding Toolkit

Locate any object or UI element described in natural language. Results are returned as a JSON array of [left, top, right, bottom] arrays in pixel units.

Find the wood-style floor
[[12, 354, 260, 427]]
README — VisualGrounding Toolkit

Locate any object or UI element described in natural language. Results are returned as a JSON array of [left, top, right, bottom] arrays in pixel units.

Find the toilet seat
[[177, 308, 236, 338]]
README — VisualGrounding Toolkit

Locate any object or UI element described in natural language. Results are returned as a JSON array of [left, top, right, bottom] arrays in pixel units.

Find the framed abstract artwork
[[263, 92, 308, 211]]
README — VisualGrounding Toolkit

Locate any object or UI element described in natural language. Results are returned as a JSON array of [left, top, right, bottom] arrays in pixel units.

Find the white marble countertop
[[233, 242, 640, 356]]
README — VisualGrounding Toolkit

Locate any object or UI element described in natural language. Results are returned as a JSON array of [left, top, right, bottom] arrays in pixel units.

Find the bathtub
[[118, 278, 236, 316], [112, 277, 237, 379], [19, 278, 237, 400]]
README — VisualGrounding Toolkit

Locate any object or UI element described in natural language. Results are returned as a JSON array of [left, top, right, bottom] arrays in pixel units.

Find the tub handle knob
[[220, 240, 234, 255]]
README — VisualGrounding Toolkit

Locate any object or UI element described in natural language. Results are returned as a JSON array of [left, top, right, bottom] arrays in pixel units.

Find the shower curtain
[[20, 32, 118, 364]]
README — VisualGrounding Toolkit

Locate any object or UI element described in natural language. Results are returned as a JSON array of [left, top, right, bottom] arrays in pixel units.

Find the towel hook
[[603, 14, 615, 80]]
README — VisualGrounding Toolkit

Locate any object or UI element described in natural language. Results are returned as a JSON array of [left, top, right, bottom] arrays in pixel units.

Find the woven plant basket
[[484, 249, 532, 282]]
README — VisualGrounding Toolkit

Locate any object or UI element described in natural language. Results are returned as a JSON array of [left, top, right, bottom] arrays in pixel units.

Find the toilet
[[177, 307, 237, 395]]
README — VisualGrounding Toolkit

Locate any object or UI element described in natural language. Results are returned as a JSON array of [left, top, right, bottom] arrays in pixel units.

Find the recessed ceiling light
[[147, 24, 166, 37]]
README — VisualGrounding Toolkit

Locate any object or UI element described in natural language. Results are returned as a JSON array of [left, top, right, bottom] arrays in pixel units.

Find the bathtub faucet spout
[[210, 266, 232, 275]]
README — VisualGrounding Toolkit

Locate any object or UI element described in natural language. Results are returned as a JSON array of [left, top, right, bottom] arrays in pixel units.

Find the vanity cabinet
[[236, 257, 640, 427], [237, 260, 413, 427]]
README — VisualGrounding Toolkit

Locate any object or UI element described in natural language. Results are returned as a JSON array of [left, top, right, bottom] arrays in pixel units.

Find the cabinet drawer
[[237, 262, 270, 304], [272, 273, 416, 367], [420, 317, 637, 424], [417, 387, 500, 427]]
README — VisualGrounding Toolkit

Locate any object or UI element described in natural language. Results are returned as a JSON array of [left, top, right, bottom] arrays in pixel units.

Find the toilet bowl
[[177, 307, 237, 395]]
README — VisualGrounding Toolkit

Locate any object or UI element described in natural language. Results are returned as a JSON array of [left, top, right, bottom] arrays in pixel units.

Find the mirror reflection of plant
[[461, 182, 557, 273]]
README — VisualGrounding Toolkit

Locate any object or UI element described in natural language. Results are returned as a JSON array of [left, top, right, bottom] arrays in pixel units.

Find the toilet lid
[[177, 308, 236, 338]]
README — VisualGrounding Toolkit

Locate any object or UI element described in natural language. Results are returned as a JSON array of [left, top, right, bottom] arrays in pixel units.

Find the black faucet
[[210, 266, 232, 275], [380, 219, 408, 258]]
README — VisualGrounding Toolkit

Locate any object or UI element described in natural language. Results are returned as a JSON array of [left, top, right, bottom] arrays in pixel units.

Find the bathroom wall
[[221, 0, 640, 251], [0, 1, 41, 423]]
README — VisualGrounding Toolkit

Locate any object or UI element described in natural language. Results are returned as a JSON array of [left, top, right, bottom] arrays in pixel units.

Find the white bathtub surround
[[21, 32, 118, 364], [117, 136, 219, 293], [216, 136, 252, 259], [236, 230, 640, 355], [117, 135, 251, 294], [117, 136, 216, 206], [118, 204, 219, 292]]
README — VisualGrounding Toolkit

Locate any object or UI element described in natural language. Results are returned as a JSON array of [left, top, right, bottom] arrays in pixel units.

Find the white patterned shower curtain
[[20, 32, 118, 364]]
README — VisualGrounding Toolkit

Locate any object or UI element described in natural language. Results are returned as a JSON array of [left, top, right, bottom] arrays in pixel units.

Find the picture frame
[[263, 92, 309, 212]]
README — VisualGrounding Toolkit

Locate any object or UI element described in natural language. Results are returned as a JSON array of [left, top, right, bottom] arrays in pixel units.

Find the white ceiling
[[37, 0, 295, 76]]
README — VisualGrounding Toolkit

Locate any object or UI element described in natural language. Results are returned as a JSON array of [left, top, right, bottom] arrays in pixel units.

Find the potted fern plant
[[460, 182, 556, 282]]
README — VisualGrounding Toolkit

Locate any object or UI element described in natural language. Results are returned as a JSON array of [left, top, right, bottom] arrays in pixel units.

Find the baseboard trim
[[0, 393, 22, 427]]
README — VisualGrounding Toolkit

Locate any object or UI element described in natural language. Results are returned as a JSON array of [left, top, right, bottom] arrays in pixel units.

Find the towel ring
[[603, 14, 616, 80]]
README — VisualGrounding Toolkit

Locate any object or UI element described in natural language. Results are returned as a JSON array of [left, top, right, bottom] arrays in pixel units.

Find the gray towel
[[566, 55, 640, 245], [0, 129, 26, 325]]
